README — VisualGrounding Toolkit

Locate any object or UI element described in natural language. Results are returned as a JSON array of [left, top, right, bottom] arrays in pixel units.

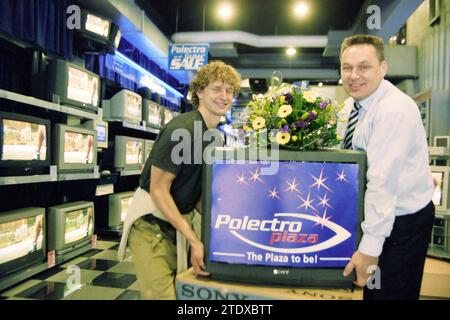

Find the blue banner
[[168, 44, 209, 71], [209, 161, 359, 268]]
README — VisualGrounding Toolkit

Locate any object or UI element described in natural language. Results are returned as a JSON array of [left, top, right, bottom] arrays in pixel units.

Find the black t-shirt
[[139, 109, 222, 214]]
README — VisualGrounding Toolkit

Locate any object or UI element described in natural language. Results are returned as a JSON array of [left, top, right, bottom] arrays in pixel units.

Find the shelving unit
[[428, 213, 450, 259]]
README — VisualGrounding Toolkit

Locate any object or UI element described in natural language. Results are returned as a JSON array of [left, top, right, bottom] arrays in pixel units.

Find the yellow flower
[[291, 135, 298, 142], [279, 95, 286, 104], [243, 125, 251, 132], [303, 91, 317, 103], [277, 104, 293, 118], [252, 117, 266, 130], [276, 132, 291, 145]]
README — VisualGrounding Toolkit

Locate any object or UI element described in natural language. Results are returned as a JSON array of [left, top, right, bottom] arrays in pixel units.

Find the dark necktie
[[343, 102, 361, 149]]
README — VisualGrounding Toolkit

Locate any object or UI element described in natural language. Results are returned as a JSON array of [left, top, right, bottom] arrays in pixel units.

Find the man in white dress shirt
[[340, 34, 435, 299]]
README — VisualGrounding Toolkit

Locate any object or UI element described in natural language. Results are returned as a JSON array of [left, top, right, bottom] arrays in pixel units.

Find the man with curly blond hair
[[118, 61, 241, 299]]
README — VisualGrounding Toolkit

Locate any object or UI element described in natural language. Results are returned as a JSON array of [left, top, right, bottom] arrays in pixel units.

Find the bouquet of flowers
[[237, 75, 342, 150]]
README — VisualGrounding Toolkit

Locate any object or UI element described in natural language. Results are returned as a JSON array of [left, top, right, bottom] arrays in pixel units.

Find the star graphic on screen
[[297, 191, 318, 212], [236, 172, 248, 185], [309, 168, 333, 193], [336, 170, 349, 183], [313, 208, 333, 229], [249, 168, 264, 183], [268, 187, 281, 199], [285, 177, 301, 194], [317, 193, 334, 209]]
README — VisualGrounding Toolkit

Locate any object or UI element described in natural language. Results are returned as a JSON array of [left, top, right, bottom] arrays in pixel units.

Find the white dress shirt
[[344, 79, 434, 257]]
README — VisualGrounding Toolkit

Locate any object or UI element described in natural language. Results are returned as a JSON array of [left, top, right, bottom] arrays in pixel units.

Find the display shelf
[[0, 174, 56, 186], [0, 88, 100, 120], [104, 119, 160, 134], [0, 261, 49, 292], [57, 172, 100, 181], [429, 146, 450, 158], [118, 169, 142, 176]]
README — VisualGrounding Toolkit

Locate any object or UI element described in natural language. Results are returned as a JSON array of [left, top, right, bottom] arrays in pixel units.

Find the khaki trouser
[[128, 211, 196, 300]]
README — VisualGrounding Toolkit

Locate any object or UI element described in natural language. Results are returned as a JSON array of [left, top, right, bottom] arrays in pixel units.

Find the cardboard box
[[176, 268, 363, 300], [421, 258, 450, 299]]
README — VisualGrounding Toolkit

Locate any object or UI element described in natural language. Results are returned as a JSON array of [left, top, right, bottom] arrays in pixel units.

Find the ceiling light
[[217, 3, 233, 20], [318, 82, 323, 87], [338, 79, 343, 85], [401, 38, 406, 44], [294, 3, 309, 17], [286, 47, 297, 56]]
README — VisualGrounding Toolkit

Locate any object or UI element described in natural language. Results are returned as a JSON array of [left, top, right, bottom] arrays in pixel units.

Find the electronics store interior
[[0, 0, 449, 301]]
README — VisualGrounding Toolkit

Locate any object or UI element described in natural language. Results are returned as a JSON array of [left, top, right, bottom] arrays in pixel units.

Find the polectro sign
[[168, 43, 209, 71], [209, 161, 359, 268]]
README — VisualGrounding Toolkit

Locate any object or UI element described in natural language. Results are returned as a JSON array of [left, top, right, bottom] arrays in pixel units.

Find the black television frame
[[202, 148, 366, 288], [0, 111, 51, 176]]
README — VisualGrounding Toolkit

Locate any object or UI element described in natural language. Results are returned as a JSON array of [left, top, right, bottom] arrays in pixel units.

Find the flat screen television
[[0, 112, 51, 176], [434, 135, 450, 147], [144, 139, 154, 163], [96, 120, 108, 149], [202, 148, 366, 288], [47, 201, 94, 255], [161, 107, 173, 126], [35, 59, 100, 113], [0, 207, 46, 278], [109, 89, 142, 125], [142, 99, 161, 128], [431, 165, 450, 212], [114, 136, 144, 173], [108, 191, 134, 230], [53, 124, 97, 172]]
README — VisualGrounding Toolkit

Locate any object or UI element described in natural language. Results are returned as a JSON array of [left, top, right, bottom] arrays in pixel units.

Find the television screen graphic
[[67, 66, 99, 107], [209, 161, 359, 268], [96, 124, 107, 143], [0, 214, 44, 264], [164, 109, 173, 125], [120, 197, 132, 222], [125, 141, 142, 164], [432, 171, 443, 206], [2, 119, 47, 161], [64, 207, 94, 245], [63, 131, 94, 164], [126, 94, 141, 118], [147, 104, 160, 126]]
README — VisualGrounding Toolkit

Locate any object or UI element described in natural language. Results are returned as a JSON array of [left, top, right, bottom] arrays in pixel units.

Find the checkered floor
[[0, 238, 140, 300]]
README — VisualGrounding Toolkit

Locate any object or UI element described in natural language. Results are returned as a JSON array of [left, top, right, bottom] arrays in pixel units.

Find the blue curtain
[[0, 0, 74, 59]]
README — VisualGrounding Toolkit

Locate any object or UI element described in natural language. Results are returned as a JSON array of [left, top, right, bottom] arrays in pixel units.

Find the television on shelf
[[144, 139, 154, 162], [114, 136, 144, 173], [53, 124, 97, 172], [142, 99, 161, 128], [430, 165, 450, 212], [434, 136, 450, 148], [0, 112, 51, 176], [202, 148, 366, 288], [0, 207, 46, 278], [107, 191, 134, 230], [47, 201, 94, 256], [76, 9, 121, 53], [161, 107, 173, 126], [34, 58, 100, 113], [109, 89, 142, 125]]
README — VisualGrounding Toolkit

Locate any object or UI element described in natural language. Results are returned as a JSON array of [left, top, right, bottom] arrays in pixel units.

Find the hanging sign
[[168, 43, 209, 71]]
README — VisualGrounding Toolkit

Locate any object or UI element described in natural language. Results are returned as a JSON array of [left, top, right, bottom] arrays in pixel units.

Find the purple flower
[[307, 111, 317, 122], [295, 120, 307, 129], [284, 93, 294, 104], [281, 125, 289, 133], [319, 101, 328, 109]]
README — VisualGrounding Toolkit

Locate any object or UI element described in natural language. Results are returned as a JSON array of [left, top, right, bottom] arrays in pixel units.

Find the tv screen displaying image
[[96, 124, 107, 144], [0, 214, 44, 265], [1, 119, 47, 161], [85, 13, 110, 38], [126, 140, 143, 164], [67, 66, 99, 108], [64, 131, 94, 164], [432, 171, 444, 206], [143, 100, 161, 127], [163, 108, 173, 125], [127, 93, 141, 119], [64, 206, 94, 245]]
